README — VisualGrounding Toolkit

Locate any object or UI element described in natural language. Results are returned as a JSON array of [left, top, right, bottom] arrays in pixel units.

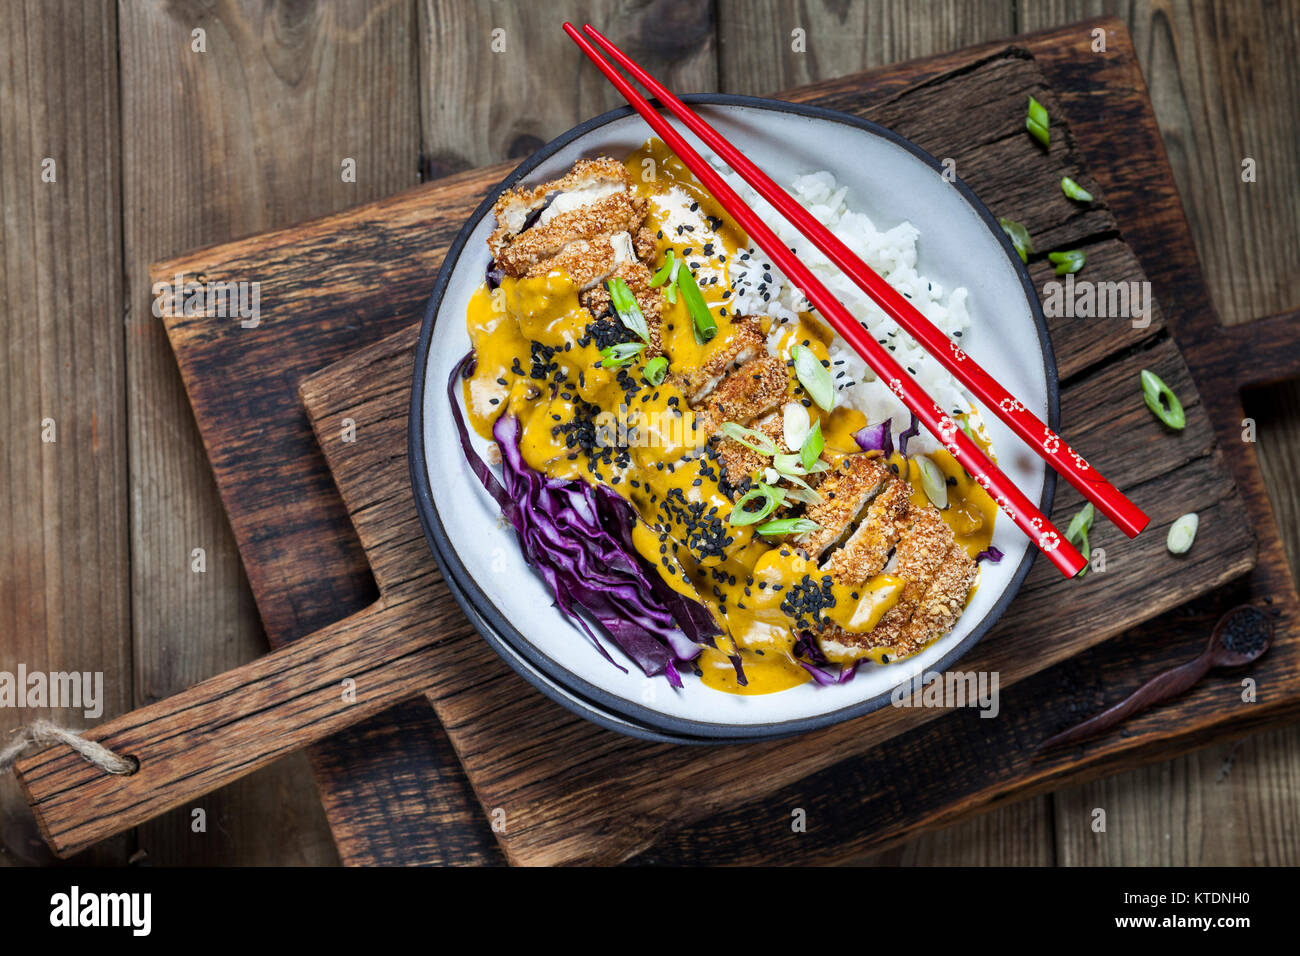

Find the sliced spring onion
[[800, 419, 824, 472], [780, 472, 824, 505], [756, 517, 822, 536], [730, 482, 785, 526], [665, 258, 680, 304], [999, 217, 1033, 264], [916, 455, 949, 510], [783, 402, 811, 451], [1061, 176, 1093, 202], [644, 355, 668, 385], [1048, 249, 1086, 276], [1140, 369, 1186, 430], [599, 341, 644, 368], [792, 344, 835, 412], [606, 277, 649, 343], [1065, 502, 1095, 541], [1027, 95, 1050, 148], [773, 452, 829, 476], [958, 413, 980, 445], [1065, 502, 1094, 577], [1028, 95, 1049, 128], [1167, 512, 1198, 554], [677, 265, 716, 343], [781, 486, 822, 506], [648, 250, 675, 287], [717, 421, 778, 456]]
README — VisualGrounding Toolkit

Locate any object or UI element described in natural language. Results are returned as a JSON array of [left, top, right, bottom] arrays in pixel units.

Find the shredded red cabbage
[[898, 413, 921, 456], [852, 418, 893, 457], [976, 545, 1004, 564], [449, 352, 715, 686], [792, 631, 859, 685]]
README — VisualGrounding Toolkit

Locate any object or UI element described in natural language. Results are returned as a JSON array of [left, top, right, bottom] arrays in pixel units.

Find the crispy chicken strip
[[818, 504, 975, 661], [795, 454, 893, 560], [489, 157, 649, 285], [693, 354, 789, 438], [671, 316, 767, 404], [712, 414, 786, 492], [820, 475, 912, 583]]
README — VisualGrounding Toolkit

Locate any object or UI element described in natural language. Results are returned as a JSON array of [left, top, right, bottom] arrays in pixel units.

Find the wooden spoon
[[1039, 605, 1271, 751]]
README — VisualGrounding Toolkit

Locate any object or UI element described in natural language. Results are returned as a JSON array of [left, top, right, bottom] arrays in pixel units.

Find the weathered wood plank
[[154, 168, 509, 867], [419, 0, 717, 176], [0, 0, 130, 866], [717, 0, 1016, 94], [15, 593, 450, 858], [1019, 0, 1300, 326], [1016, 1, 1300, 871], [117, 0, 425, 866]]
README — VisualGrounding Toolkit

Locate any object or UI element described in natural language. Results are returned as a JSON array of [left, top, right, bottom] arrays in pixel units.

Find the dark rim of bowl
[[408, 93, 1059, 741]]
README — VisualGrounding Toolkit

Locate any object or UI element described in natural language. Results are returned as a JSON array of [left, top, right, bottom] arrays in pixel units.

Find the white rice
[[720, 164, 983, 455]]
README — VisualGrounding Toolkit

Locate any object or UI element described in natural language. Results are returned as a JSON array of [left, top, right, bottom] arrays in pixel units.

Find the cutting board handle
[[13, 598, 441, 859]]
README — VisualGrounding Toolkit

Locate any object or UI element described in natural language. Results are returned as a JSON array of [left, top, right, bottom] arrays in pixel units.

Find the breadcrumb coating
[[694, 354, 789, 437], [821, 475, 911, 583], [818, 503, 976, 661], [795, 454, 892, 559], [671, 316, 767, 403]]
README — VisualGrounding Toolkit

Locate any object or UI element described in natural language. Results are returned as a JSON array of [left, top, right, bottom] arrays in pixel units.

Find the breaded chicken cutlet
[[489, 157, 664, 351]]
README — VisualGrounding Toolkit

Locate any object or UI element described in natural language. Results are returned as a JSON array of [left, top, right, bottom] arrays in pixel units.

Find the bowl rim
[[408, 93, 1058, 740]]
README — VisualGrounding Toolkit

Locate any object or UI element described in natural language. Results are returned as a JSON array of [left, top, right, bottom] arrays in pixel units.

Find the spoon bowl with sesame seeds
[[410, 96, 1057, 739]]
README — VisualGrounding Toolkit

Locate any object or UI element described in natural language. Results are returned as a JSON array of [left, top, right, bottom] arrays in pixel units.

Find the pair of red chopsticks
[[564, 23, 1149, 578]]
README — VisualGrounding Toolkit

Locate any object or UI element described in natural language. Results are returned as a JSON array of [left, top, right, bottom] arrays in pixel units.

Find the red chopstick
[[575, 24, 1147, 542], [563, 23, 1086, 577]]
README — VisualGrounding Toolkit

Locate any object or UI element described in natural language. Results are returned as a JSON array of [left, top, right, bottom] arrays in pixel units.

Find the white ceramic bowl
[[409, 95, 1057, 740]]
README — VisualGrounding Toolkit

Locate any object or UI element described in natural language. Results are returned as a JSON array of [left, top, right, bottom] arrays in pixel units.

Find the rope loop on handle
[[0, 720, 136, 775]]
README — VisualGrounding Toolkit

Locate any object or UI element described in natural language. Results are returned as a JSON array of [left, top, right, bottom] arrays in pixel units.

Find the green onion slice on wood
[[1048, 249, 1086, 275], [1167, 512, 1198, 554], [1061, 176, 1093, 202], [1140, 369, 1186, 430], [1027, 95, 1050, 148], [1065, 502, 1095, 576]]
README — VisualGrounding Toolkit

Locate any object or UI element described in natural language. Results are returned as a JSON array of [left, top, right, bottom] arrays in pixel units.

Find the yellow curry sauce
[[463, 139, 998, 695]]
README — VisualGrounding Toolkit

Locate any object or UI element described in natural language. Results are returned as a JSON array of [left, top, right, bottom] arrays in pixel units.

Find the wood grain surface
[[3, 0, 1296, 867], [16, 35, 1274, 863], [0, 0, 130, 867], [114, 0, 427, 866]]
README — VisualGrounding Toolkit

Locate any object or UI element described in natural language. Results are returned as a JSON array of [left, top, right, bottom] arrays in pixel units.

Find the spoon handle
[[1040, 652, 1214, 750]]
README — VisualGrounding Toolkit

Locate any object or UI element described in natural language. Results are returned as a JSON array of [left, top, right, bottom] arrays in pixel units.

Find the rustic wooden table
[[2, 0, 1297, 866]]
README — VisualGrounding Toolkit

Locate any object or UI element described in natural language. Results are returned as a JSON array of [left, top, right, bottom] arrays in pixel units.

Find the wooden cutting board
[[17, 19, 1300, 865]]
